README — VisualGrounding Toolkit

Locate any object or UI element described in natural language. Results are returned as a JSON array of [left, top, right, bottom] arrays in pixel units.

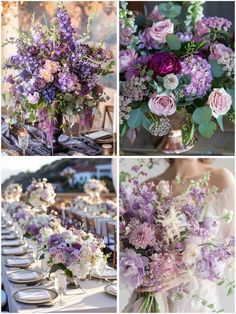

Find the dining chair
[[86, 217, 97, 235], [106, 222, 117, 269]]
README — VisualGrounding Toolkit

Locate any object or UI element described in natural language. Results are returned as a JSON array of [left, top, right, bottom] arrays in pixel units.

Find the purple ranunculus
[[120, 249, 149, 288], [33, 77, 46, 92], [148, 52, 182, 77]]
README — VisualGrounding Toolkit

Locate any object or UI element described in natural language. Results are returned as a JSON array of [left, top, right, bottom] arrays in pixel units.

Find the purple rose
[[33, 77, 46, 92], [120, 49, 137, 73], [148, 52, 182, 77], [120, 249, 149, 288]]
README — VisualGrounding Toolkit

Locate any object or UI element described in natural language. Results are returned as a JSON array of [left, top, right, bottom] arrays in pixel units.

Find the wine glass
[[18, 132, 29, 156], [95, 259, 107, 285], [54, 271, 67, 306]]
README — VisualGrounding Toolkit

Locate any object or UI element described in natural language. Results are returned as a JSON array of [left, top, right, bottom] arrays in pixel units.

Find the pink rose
[[150, 19, 174, 43], [120, 49, 137, 73], [148, 93, 176, 116], [209, 43, 233, 60], [207, 88, 232, 118]]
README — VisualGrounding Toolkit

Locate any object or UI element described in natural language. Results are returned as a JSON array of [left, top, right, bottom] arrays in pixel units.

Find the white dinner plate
[[104, 283, 117, 296], [14, 287, 57, 304], [8, 270, 43, 283], [92, 268, 117, 280]]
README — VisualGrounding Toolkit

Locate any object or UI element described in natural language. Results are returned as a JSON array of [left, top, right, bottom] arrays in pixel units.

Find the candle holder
[[102, 144, 112, 156], [17, 127, 29, 156], [161, 129, 193, 154]]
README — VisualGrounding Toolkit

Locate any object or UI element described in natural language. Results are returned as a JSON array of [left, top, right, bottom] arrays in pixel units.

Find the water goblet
[[54, 271, 67, 306]]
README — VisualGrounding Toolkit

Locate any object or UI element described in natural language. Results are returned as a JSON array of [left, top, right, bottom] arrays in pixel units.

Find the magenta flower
[[148, 52, 182, 77]]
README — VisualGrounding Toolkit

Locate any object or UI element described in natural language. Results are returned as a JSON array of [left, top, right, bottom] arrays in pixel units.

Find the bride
[[120, 158, 235, 313]]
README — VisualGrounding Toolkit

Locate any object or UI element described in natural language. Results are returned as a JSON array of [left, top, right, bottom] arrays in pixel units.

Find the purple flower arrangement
[[3, 2, 114, 144], [120, 2, 234, 146], [120, 163, 234, 312]]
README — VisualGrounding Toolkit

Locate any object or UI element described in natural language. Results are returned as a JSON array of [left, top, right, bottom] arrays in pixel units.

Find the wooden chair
[[86, 217, 97, 234], [106, 222, 117, 269]]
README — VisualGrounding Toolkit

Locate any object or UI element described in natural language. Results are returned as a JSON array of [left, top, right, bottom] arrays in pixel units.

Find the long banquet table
[[2, 256, 117, 313]]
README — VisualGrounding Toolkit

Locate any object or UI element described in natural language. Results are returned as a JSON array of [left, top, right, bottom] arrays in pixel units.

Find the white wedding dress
[[120, 185, 235, 313]]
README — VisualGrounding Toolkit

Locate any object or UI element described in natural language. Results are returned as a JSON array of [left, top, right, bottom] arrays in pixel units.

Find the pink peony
[[209, 43, 233, 60], [150, 19, 174, 43], [129, 223, 156, 249], [120, 49, 137, 73], [148, 93, 176, 116], [207, 88, 232, 118]]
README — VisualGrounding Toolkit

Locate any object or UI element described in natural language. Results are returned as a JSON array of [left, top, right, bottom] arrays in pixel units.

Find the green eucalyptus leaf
[[199, 121, 217, 138], [166, 34, 181, 50], [120, 171, 130, 182], [127, 108, 146, 129], [226, 88, 235, 109], [216, 115, 224, 131], [209, 60, 224, 78], [142, 117, 152, 131], [192, 107, 212, 124]]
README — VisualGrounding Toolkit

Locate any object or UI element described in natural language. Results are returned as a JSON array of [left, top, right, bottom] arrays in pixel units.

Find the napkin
[[18, 290, 51, 301], [7, 258, 31, 266], [11, 271, 38, 281], [108, 284, 117, 294], [2, 240, 23, 246], [103, 269, 117, 277], [2, 247, 25, 255]]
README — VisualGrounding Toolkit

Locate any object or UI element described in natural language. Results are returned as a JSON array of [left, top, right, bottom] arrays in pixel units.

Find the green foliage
[[192, 107, 212, 124], [179, 74, 192, 85], [166, 34, 181, 51], [185, 1, 205, 32], [216, 115, 224, 131], [199, 121, 217, 138], [120, 171, 130, 182], [226, 88, 235, 109], [127, 107, 146, 129], [209, 60, 224, 78], [159, 2, 181, 19], [120, 1, 136, 28], [49, 263, 73, 277], [142, 117, 153, 131]]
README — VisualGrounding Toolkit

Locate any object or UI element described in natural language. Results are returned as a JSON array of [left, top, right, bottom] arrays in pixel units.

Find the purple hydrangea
[[58, 71, 78, 92], [176, 32, 193, 43], [120, 249, 149, 288], [125, 55, 152, 80], [120, 21, 134, 46], [180, 55, 213, 97]]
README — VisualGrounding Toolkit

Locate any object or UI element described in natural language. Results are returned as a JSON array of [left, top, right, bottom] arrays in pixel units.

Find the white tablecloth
[[2, 257, 116, 313]]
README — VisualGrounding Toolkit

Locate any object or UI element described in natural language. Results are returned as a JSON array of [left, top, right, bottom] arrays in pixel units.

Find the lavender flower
[[56, 5, 75, 45], [120, 249, 148, 288]]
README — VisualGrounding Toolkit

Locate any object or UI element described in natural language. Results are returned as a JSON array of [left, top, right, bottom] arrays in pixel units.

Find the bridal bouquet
[[3, 2, 114, 144], [120, 164, 234, 312], [46, 229, 106, 279], [4, 183, 23, 202], [26, 178, 56, 209], [84, 179, 109, 196], [120, 1, 234, 145]]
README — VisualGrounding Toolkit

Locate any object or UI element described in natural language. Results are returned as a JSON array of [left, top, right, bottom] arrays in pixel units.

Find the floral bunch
[[26, 178, 56, 209], [46, 229, 106, 279], [84, 179, 109, 196], [120, 1, 234, 145], [4, 183, 23, 202], [13, 209, 34, 232], [120, 164, 234, 312], [3, 2, 114, 144]]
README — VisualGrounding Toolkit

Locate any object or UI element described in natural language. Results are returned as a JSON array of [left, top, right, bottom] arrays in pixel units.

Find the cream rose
[[156, 180, 170, 197], [207, 88, 232, 118], [44, 60, 60, 73], [148, 92, 176, 116], [150, 19, 174, 43], [183, 243, 201, 267], [39, 69, 54, 82]]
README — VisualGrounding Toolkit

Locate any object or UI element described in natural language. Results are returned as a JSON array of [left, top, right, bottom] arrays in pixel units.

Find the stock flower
[[120, 49, 137, 73], [207, 88, 232, 118], [148, 52, 181, 77], [150, 19, 174, 43], [148, 92, 176, 116], [120, 249, 148, 288]]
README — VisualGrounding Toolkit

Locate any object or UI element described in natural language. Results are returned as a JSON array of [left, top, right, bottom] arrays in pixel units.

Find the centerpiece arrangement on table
[[2, 1, 114, 154], [2, 179, 108, 289], [119, 1, 235, 153]]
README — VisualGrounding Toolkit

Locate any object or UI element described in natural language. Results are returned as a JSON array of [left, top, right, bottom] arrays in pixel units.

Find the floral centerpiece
[[13, 209, 34, 232], [4, 183, 23, 202], [46, 229, 106, 286], [26, 178, 56, 213], [3, 2, 114, 147], [84, 179, 109, 197], [120, 164, 234, 312], [119, 2, 234, 150]]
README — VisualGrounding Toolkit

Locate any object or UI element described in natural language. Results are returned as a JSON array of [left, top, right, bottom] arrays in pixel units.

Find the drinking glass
[[54, 271, 67, 306], [18, 133, 29, 156]]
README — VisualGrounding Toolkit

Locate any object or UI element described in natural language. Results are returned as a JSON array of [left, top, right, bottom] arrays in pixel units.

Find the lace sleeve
[[210, 185, 235, 238]]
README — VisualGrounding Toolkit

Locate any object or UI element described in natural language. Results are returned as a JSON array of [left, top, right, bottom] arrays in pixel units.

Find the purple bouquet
[[120, 2, 234, 147], [120, 164, 234, 312], [3, 2, 114, 144]]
